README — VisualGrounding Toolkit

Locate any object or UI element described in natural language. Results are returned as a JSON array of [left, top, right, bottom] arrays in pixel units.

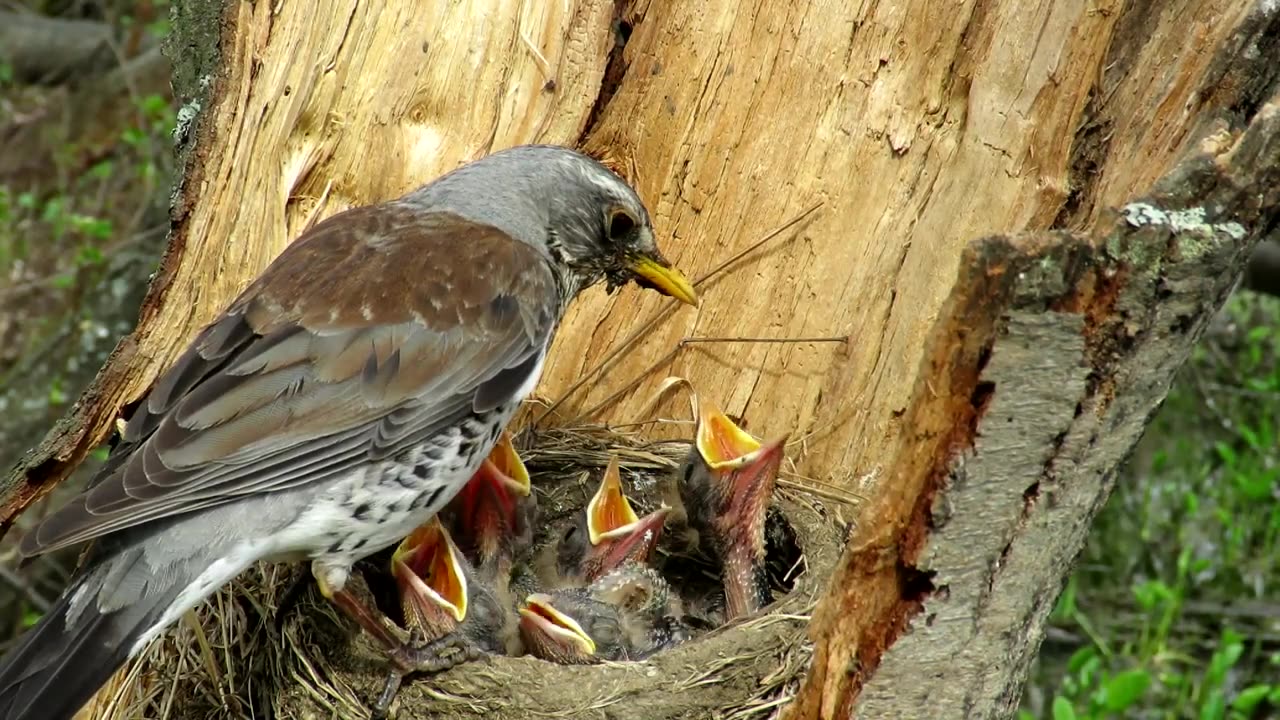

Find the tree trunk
[[4, 0, 1279, 718]]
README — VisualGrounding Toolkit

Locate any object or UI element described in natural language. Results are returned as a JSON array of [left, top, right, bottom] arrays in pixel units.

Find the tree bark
[[4, 0, 1279, 718]]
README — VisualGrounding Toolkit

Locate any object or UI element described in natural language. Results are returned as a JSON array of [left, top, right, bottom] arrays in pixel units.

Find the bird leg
[[370, 670, 403, 720], [326, 584, 410, 654], [314, 561, 481, 674], [272, 567, 313, 631], [369, 627, 483, 719], [368, 627, 485, 719]]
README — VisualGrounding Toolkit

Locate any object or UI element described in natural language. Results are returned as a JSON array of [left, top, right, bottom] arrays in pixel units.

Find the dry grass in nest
[[81, 424, 852, 720]]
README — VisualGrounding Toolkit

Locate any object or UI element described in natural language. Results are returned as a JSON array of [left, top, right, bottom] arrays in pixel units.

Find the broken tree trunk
[[4, 0, 1279, 718]]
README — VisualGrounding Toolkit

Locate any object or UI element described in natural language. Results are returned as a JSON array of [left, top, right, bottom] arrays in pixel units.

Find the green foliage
[[1027, 293, 1280, 719]]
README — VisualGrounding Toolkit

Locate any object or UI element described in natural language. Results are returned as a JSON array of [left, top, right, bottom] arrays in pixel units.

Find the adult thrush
[[678, 400, 786, 620], [0, 144, 697, 720]]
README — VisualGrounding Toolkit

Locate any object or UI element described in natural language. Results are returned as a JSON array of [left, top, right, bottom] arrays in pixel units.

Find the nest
[[82, 424, 849, 720]]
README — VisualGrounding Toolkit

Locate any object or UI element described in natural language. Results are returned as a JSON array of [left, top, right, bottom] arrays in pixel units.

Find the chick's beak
[[587, 457, 640, 545], [391, 518, 469, 624], [695, 400, 763, 469], [452, 431, 531, 558], [595, 507, 670, 573], [519, 594, 597, 658], [490, 430, 531, 497], [629, 254, 699, 307]]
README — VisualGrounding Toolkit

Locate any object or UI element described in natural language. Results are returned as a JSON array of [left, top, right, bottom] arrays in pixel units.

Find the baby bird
[[390, 518, 516, 655], [536, 456, 669, 588], [442, 430, 537, 583], [375, 516, 521, 718], [518, 563, 687, 664], [678, 400, 787, 620]]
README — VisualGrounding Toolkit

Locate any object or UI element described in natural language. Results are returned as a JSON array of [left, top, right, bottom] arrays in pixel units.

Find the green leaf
[[138, 93, 170, 119], [147, 18, 171, 37], [75, 244, 106, 265], [1067, 646, 1097, 675], [1235, 472, 1274, 501], [71, 215, 114, 241], [88, 159, 115, 179], [1054, 577, 1079, 620], [21, 610, 41, 628], [1052, 696, 1076, 720], [40, 196, 64, 223], [1232, 685, 1272, 713], [1177, 546, 1194, 579], [1101, 669, 1151, 711], [1246, 376, 1274, 393], [1215, 441, 1238, 466], [1219, 638, 1245, 670], [1239, 424, 1261, 451], [1200, 692, 1226, 720], [1184, 490, 1200, 514], [1133, 580, 1173, 610]]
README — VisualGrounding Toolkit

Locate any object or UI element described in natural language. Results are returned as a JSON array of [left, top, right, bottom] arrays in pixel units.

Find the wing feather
[[21, 206, 560, 558]]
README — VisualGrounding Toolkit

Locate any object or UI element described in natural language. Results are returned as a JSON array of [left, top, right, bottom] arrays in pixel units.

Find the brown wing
[[21, 205, 561, 558]]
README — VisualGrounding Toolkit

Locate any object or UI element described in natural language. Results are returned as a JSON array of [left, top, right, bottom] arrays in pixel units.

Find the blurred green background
[[0, 2, 1276, 718]]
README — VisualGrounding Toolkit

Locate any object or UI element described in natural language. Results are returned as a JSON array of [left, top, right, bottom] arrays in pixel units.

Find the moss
[[163, 0, 228, 218]]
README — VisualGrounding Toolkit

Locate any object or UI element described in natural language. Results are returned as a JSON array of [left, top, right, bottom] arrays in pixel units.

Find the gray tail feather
[[0, 569, 178, 720]]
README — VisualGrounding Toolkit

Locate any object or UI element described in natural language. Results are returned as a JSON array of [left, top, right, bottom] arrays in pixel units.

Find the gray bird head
[[405, 145, 698, 305]]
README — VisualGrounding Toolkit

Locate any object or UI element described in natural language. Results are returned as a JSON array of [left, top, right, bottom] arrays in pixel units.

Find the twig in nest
[[535, 201, 825, 425]]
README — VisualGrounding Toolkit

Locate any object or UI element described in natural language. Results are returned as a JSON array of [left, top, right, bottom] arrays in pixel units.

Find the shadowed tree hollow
[[3, 0, 1280, 718]]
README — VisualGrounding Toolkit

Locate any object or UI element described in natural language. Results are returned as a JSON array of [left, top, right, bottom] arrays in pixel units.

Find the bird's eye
[[681, 462, 695, 483], [564, 525, 579, 540], [607, 209, 636, 241]]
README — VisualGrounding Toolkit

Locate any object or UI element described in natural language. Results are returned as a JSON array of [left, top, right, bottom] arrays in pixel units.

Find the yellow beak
[[629, 255, 699, 306], [586, 456, 641, 545], [696, 399, 762, 469], [519, 594, 597, 656], [490, 430, 531, 496]]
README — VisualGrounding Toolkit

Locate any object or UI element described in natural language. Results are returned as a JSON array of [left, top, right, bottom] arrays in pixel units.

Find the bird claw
[[390, 627, 483, 673], [369, 672, 402, 720], [370, 629, 484, 718]]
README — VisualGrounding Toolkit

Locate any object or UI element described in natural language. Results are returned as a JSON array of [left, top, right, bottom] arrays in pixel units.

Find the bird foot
[[389, 628, 482, 673], [369, 629, 483, 718]]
